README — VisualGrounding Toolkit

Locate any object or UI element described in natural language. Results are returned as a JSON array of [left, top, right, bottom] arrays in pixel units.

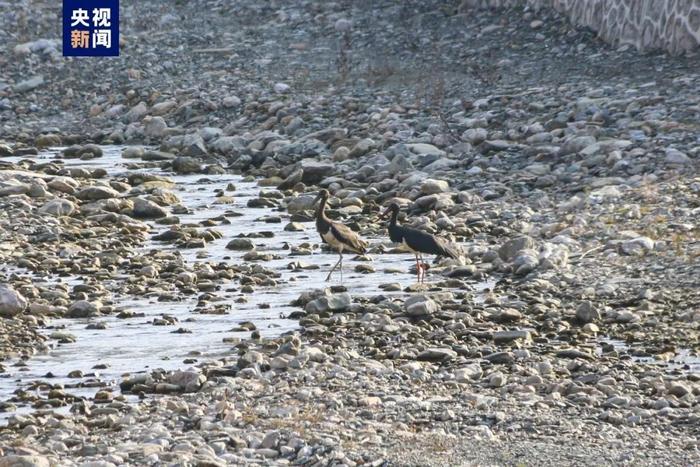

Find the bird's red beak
[[379, 206, 391, 220]]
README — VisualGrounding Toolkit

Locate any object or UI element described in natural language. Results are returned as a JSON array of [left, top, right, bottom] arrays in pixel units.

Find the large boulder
[[0, 285, 28, 317]]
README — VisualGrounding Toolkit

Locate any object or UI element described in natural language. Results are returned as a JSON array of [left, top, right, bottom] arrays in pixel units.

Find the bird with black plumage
[[312, 189, 369, 282], [380, 202, 462, 283]]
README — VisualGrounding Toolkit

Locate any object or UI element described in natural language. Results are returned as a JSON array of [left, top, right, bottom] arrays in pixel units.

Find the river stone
[[576, 301, 600, 323], [300, 160, 334, 184], [421, 179, 449, 194], [132, 197, 167, 218], [493, 330, 531, 344], [287, 195, 316, 213], [348, 138, 374, 158], [499, 236, 535, 261], [305, 292, 351, 313], [223, 95, 242, 108], [144, 116, 168, 138], [665, 147, 690, 164], [172, 156, 202, 174], [455, 364, 483, 382], [0, 285, 28, 317], [560, 136, 596, 155], [13, 75, 45, 93], [513, 249, 539, 275], [277, 169, 303, 190], [48, 177, 79, 194], [417, 347, 457, 362], [0, 180, 30, 196], [405, 296, 438, 317], [226, 238, 254, 250], [38, 198, 76, 216], [143, 150, 176, 161], [122, 146, 145, 159], [407, 143, 445, 157], [77, 185, 120, 200], [67, 300, 99, 318], [620, 237, 654, 256], [181, 133, 207, 157], [667, 381, 691, 397], [0, 455, 50, 467], [167, 370, 206, 392]]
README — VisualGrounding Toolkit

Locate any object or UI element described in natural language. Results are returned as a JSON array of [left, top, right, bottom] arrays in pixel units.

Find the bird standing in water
[[380, 203, 462, 283], [313, 189, 368, 282]]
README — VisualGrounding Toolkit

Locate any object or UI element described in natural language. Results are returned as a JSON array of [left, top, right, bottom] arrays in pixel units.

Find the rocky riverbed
[[1, 0, 699, 466]]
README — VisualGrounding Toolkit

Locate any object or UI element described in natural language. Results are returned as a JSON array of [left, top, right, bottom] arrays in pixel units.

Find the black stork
[[313, 189, 368, 282], [380, 203, 462, 283]]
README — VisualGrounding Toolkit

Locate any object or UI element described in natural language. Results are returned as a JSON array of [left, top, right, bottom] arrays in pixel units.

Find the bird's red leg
[[414, 254, 421, 283], [419, 253, 425, 283]]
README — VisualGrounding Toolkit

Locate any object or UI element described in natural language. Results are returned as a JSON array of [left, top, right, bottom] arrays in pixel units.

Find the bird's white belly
[[322, 231, 344, 251]]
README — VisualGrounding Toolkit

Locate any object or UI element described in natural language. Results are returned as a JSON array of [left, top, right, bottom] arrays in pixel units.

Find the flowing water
[[1, 147, 696, 423], [0, 146, 493, 421]]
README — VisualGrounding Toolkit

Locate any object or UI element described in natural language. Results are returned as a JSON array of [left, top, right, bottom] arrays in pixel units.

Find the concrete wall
[[461, 0, 700, 55]]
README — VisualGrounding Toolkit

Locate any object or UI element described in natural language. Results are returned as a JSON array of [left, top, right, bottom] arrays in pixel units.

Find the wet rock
[[226, 238, 254, 250], [305, 292, 351, 313], [63, 144, 103, 159], [0, 285, 28, 317], [143, 150, 176, 161], [172, 156, 202, 174], [132, 197, 168, 218], [67, 300, 99, 318], [122, 146, 145, 159], [284, 222, 305, 232]]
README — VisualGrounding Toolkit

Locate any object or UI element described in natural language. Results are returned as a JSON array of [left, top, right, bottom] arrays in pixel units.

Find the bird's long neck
[[389, 209, 399, 227], [316, 197, 328, 222]]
